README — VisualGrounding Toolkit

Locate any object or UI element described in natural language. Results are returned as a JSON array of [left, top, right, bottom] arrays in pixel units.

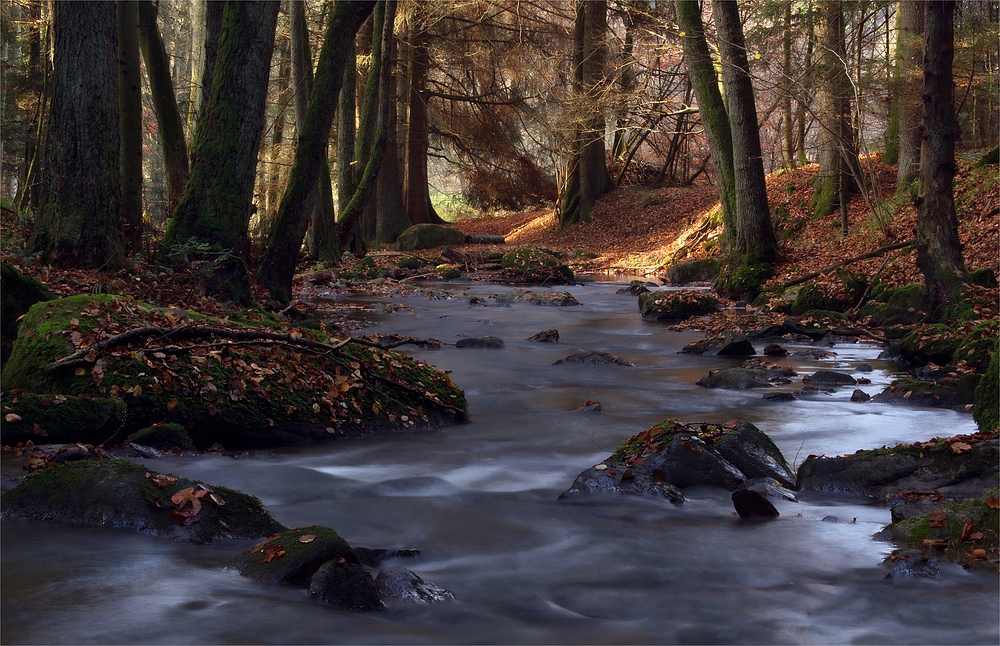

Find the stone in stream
[[763, 343, 788, 357], [375, 567, 455, 604], [806, 370, 857, 386], [456, 336, 504, 349], [616, 280, 654, 295], [695, 367, 772, 389], [731, 489, 780, 520], [309, 559, 383, 611], [680, 331, 756, 357], [851, 389, 871, 402], [553, 352, 634, 366], [526, 329, 560, 342], [638, 290, 719, 322], [230, 526, 362, 586]]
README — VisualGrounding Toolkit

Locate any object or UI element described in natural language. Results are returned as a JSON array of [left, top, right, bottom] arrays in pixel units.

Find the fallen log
[[780, 238, 916, 289]]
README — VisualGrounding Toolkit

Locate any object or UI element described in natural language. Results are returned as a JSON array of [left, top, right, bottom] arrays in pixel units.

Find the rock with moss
[[974, 339, 999, 432], [129, 423, 197, 452], [639, 291, 718, 322], [1, 263, 55, 366], [872, 376, 979, 408], [953, 321, 998, 374], [1, 295, 467, 449], [0, 458, 285, 543], [500, 247, 575, 284], [0, 393, 128, 446], [880, 324, 962, 367], [797, 433, 999, 499], [394, 224, 466, 251], [616, 280, 654, 295], [560, 420, 794, 501], [860, 284, 925, 327], [790, 284, 835, 316], [665, 258, 722, 285], [230, 526, 362, 586], [553, 351, 634, 366], [496, 288, 581, 307], [806, 370, 857, 387], [309, 559, 383, 611], [713, 262, 773, 301]]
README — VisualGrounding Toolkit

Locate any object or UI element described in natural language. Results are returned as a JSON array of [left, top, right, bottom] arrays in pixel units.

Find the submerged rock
[[456, 336, 504, 349], [680, 331, 756, 357], [696, 367, 772, 390], [526, 329, 559, 342], [1, 458, 285, 543], [309, 560, 383, 611], [806, 370, 857, 386], [230, 526, 361, 586], [553, 352, 634, 366], [375, 567, 455, 604]]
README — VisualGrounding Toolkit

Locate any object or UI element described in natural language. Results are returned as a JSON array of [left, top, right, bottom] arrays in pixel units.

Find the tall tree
[[258, 1, 376, 305], [558, 0, 614, 227], [117, 0, 143, 255], [915, 0, 966, 321], [712, 0, 777, 270], [809, 0, 860, 222], [163, 0, 280, 304], [30, 1, 124, 270], [374, 9, 411, 245], [885, 0, 924, 185]]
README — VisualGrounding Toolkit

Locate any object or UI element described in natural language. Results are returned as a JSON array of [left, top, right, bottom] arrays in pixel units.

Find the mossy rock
[[1, 263, 55, 367], [130, 423, 197, 452], [883, 324, 961, 367], [340, 256, 384, 280], [954, 321, 998, 373], [713, 262, 773, 301], [309, 560, 383, 611], [969, 267, 998, 288], [396, 256, 425, 270], [974, 339, 999, 432], [791, 284, 834, 316], [638, 291, 718, 322], [500, 247, 575, 282], [230, 525, 362, 586], [0, 458, 285, 543], [871, 378, 973, 408], [665, 258, 722, 285], [1, 295, 467, 449], [394, 224, 466, 251], [0, 393, 128, 446]]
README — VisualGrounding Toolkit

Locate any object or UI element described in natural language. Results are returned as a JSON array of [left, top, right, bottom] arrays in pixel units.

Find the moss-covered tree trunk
[[915, 0, 966, 321], [30, 0, 124, 270], [674, 0, 735, 238], [117, 0, 143, 256], [163, 0, 280, 305], [558, 0, 614, 227], [137, 0, 189, 213], [712, 0, 777, 268], [810, 0, 860, 221], [375, 23, 411, 245], [886, 0, 924, 185], [257, 1, 376, 306]]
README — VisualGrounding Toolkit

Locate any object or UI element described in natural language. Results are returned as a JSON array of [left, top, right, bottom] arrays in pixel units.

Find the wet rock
[[638, 290, 718, 322], [526, 329, 559, 342], [806, 370, 857, 386], [731, 489, 780, 520], [851, 389, 871, 402], [500, 248, 575, 284], [871, 378, 975, 408], [763, 343, 788, 357], [615, 280, 654, 295], [741, 358, 796, 380], [665, 258, 722, 285], [309, 560, 383, 611], [230, 526, 360, 586], [857, 377, 872, 385], [375, 567, 455, 604], [797, 385, 833, 396], [394, 224, 466, 251], [789, 348, 837, 360], [886, 551, 942, 579], [553, 352, 634, 366], [456, 336, 504, 349], [680, 331, 756, 357], [696, 367, 772, 390], [857, 363, 874, 373], [574, 400, 603, 412], [762, 392, 797, 402], [735, 477, 797, 502], [796, 434, 999, 499], [782, 317, 833, 341], [129, 423, 197, 452], [497, 289, 580, 307], [354, 547, 421, 567], [821, 515, 840, 523], [1, 458, 285, 543], [558, 460, 685, 503]]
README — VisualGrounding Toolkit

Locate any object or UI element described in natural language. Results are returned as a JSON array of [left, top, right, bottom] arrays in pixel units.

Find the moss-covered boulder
[[0, 458, 285, 542], [500, 247, 575, 284], [974, 339, 998, 432], [1, 393, 127, 445], [797, 432, 999, 499], [881, 323, 961, 367], [129, 423, 197, 452], [872, 376, 979, 408], [1, 295, 467, 449], [393, 224, 466, 251], [791, 284, 835, 316], [309, 559, 383, 611], [1, 263, 55, 366], [860, 284, 925, 327], [495, 288, 581, 307], [665, 258, 722, 285], [230, 525, 361, 586], [695, 367, 772, 389], [638, 290, 718, 322], [560, 419, 794, 500]]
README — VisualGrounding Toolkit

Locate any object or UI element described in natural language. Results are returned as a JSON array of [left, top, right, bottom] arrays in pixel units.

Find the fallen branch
[[781, 238, 916, 289]]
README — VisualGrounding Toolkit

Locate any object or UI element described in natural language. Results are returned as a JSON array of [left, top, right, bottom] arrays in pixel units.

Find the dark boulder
[[375, 567, 455, 604], [497, 288, 580, 307], [638, 291, 718, 322], [680, 331, 756, 357], [129, 423, 197, 452], [309, 560, 383, 611], [1, 263, 54, 367], [394, 224, 466, 251], [735, 477, 797, 502], [806, 370, 857, 386], [553, 352, 634, 366], [456, 336, 505, 349], [789, 348, 837, 360], [763, 343, 788, 357], [558, 460, 685, 503], [354, 547, 421, 567], [1, 458, 285, 543], [665, 258, 722, 285], [696, 367, 772, 390], [731, 489, 780, 520], [616, 280, 654, 295], [872, 377, 978, 408], [526, 329, 559, 342], [0, 393, 128, 446], [500, 248, 575, 284], [230, 526, 361, 586], [851, 389, 871, 402]]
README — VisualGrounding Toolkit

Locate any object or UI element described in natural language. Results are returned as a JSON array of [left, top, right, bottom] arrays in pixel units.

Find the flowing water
[[2, 280, 997, 644]]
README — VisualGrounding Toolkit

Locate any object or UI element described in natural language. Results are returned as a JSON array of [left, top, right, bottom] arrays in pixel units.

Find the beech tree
[[30, 0, 124, 270], [884, 0, 924, 185], [117, 0, 143, 255], [915, 0, 967, 320], [163, 0, 280, 304]]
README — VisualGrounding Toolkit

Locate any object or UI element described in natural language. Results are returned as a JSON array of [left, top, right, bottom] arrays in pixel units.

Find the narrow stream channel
[[2, 280, 997, 644]]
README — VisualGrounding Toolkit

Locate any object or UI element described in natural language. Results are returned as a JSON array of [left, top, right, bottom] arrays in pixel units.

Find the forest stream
[[2, 278, 997, 645]]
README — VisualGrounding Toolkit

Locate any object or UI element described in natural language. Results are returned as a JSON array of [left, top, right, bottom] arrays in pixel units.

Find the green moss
[[955, 321, 999, 373], [1, 263, 55, 366], [230, 525, 360, 586], [974, 338, 999, 432], [791, 284, 834, 316], [713, 262, 773, 301], [500, 247, 575, 281], [891, 490, 1000, 570], [396, 256, 425, 270], [810, 174, 838, 219], [130, 423, 197, 452], [0, 393, 128, 446]]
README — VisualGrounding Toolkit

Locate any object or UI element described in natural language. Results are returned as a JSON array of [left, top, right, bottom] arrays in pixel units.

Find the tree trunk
[[795, 0, 814, 165], [200, 0, 224, 112], [915, 0, 966, 321], [374, 5, 409, 244], [781, 0, 795, 168], [674, 0, 736, 238], [888, 0, 924, 184], [30, 0, 124, 270], [257, 1, 376, 305], [137, 0, 190, 213], [163, 0, 280, 305], [558, 0, 614, 227], [337, 39, 358, 220], [266, 36, 291, 221], [187, 0, 206, 138], [117, 0, 143, 255], [810, 0, 859, 221], [403, 0, 444, 225], [712, 0, 777, 266]]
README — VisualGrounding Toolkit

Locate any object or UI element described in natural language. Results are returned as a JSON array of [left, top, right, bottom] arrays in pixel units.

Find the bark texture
[[117, 0, 143, 255], [31, 0, 124, 270], [403, 1, 444, 225], [890, 0, 925, 184], [915, 0, 966, 321]]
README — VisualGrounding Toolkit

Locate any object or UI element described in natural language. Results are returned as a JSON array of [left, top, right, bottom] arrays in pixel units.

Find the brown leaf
[[950, 441, 972, 454], [298, 534, 317, 544], [33, 423, 48, 437], [4, 413, 22, 423], [166, 397, 179, 412], [971, 549, 988, 560], [922, 538, 949, 548], [961, 519, 975, 542], [985, 496, 1000, 510], [927, 511, 948, 528]]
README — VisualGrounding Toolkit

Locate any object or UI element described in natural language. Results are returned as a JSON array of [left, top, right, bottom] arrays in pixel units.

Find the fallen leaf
[[927, 511, 948, 528], [74, 367, 86, 376], [971, 549, 988, 560], [298, 534, 317, 544], [986, 496, 1000, 510], [4, 413, 22, 423], [922, 538, 948, 548], [33, 423, 48, 437], [950, 441, 972, 454]]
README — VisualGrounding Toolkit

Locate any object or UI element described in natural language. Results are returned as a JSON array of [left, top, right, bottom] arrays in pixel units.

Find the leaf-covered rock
[[680, 331, 756, 356], [638, 290, 718, 322], [230, 525, 361, 586], [696, 367, 772, 389]]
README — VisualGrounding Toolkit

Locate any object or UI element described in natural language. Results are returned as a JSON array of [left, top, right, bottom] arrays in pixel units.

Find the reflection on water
[[2, 281, 996, 644]]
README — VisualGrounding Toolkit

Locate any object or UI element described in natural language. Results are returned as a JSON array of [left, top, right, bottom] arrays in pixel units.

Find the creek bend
[[2, 279, 997, 644]]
